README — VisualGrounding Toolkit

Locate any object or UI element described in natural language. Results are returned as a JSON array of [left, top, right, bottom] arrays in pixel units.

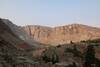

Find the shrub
[[41, 46, 59, 64]]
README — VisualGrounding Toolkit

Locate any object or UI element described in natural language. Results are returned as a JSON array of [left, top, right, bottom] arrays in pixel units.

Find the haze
[[0, 0, 100, 27]]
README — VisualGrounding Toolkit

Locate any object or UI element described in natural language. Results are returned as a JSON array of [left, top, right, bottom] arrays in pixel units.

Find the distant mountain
[[23, 24, 100, 45]]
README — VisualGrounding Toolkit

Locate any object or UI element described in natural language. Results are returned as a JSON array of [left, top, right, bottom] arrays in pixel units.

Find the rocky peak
[[23, 24, 100, 45]]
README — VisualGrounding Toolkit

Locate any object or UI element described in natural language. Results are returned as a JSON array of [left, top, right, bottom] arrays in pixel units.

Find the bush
[[41, 46, 59, 64], [83, 45, 96, 67], [65, 45, 82, 58]]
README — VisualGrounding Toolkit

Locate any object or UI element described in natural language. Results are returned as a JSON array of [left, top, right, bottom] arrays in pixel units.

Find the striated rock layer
[[23, 24, 100, 45]]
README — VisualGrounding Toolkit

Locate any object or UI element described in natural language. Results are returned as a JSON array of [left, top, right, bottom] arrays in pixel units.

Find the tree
[[65, 45, 82, 57], [84, 45, 96, 67], [41, 46, 59, 64], [73, 45, 79, 57]]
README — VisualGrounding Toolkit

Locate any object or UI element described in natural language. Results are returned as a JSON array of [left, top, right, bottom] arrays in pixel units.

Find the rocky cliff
[[23, 24, 100, 45]]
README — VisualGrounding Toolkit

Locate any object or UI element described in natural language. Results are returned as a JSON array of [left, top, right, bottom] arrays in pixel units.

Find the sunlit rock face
[[23, 24, 100, 45]]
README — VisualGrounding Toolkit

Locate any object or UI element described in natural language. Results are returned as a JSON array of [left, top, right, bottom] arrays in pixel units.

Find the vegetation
[[65, 45, 82, 58], [38, 41, 100, 67], [83, 45, 96, 67], [41, 46, 59, 64], [81, 39, 98, 43], [1, 38, 100, 67], [65, 62, 77, 67]]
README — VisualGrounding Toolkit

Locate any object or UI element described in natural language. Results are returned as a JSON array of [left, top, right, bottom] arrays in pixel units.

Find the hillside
[[23, 24, 100, 45], [0, 18, 42, 66], [0, 18, 100, 67]]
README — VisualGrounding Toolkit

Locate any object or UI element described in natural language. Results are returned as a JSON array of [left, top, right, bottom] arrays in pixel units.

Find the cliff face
[[23, 24, 100, 45]]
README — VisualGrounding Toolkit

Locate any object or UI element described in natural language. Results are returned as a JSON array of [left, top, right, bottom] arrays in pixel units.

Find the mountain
[[23, 24, 100, 45], [0, 18, 47, 66], [2, 19, 43, 48]]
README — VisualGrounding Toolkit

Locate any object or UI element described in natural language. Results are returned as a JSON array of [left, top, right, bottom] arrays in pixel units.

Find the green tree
[[84, 45, 96, 67], [41, 46, 59, 64], [73, 45, 80, 57], [65, 45, 82, 58]]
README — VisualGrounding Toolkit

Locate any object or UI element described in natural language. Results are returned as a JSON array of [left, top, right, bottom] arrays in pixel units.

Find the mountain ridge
[[22, 24, 100, 45], [22, 23, 100, 28], [0, 18, 44, 49]]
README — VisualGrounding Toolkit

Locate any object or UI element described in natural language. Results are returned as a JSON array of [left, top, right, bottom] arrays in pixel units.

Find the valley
[[0, 18, 100, 67]]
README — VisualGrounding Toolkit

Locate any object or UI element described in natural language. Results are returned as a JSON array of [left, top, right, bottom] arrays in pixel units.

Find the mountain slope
[[2, 19, 43, 49], [23, 24, 100, 45], [0, 18, 47, 66]]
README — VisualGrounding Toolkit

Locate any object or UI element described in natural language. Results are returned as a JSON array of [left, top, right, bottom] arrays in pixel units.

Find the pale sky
[[0, 0, 100, 27]]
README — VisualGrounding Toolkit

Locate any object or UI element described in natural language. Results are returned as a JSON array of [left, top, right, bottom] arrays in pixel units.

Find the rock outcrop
[[23, 24, 100, 45]]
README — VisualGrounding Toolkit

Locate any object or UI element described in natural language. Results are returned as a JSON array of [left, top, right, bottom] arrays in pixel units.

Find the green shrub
[[41, 46, 59, 64]]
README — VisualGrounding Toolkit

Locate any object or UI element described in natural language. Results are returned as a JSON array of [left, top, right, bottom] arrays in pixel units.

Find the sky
[[0, 0, 100, 27]]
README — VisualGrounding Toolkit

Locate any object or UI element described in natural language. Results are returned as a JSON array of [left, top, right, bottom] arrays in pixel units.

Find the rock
[[23, 24, 100, 45]]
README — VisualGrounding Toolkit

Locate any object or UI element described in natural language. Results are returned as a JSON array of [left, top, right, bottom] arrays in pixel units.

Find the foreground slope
[[0, 18, 41, 67]]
